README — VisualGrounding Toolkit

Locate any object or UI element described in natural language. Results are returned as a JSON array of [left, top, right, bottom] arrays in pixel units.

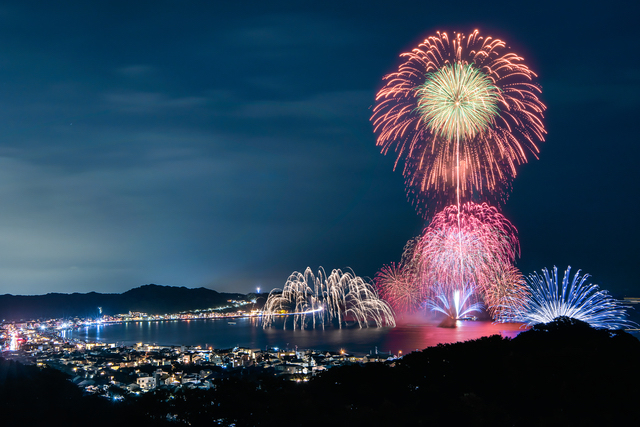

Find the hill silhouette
[[0, 284, 248, 321]]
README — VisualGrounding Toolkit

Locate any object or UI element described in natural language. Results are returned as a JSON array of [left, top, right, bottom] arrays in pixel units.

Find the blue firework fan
[[515, 266, 634, 330]]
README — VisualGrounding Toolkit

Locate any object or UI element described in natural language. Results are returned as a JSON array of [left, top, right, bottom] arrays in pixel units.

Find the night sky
[[0, 0, 637, 296]]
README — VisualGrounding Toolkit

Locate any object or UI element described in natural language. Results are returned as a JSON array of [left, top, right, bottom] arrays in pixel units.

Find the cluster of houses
[[1, 322, 392, 397]]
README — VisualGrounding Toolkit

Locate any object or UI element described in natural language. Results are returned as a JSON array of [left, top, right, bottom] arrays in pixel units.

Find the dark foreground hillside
[[2, 317, 638, 427]]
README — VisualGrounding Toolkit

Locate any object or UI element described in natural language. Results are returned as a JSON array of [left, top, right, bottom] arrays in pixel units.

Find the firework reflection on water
[[61, 316, 527, 356]]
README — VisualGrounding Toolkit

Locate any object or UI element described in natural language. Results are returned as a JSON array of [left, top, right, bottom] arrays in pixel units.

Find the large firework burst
[[415, 62, 501, 142], [372, 30, 546, 214], [375, 202, 527, 320], [512, 266, 634, 330], [414, 201, 519, 295], [262, 267, 396, 329]]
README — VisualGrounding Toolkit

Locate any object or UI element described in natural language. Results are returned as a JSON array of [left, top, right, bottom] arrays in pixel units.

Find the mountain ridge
[[0, 284, 250, 321]]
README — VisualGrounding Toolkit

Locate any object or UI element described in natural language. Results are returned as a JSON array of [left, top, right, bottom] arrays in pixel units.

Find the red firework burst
[[413, 202, 519, 298], [372, 30, 546, 215]]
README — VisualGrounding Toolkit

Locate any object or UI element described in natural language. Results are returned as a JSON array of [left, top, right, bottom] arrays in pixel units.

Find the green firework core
[[415, 62, 501, 141]]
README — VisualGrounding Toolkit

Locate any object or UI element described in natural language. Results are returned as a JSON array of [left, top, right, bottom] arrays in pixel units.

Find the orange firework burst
[[372, 30, 546, 215], [483, 265, 529, 322], [375, 262, 424, 314]]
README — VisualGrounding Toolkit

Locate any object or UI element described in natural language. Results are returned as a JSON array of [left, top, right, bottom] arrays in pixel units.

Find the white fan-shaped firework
[[425, 283, 484, 320], [262, 267, 396, 329], [513, 266, 634, 330]]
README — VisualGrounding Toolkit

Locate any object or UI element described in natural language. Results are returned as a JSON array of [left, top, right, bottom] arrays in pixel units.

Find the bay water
[[61, 317, 527, 355]]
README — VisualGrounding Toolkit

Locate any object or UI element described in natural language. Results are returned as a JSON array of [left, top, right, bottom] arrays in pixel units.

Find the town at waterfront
[[3, 300, 640, 426], [0, 299, 394, 401]]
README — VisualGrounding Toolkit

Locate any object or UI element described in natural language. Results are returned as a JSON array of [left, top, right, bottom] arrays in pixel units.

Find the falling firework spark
[[262, 267, 396, 329], [513, 266, 634, 330], [372, 30, 546, 214]]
